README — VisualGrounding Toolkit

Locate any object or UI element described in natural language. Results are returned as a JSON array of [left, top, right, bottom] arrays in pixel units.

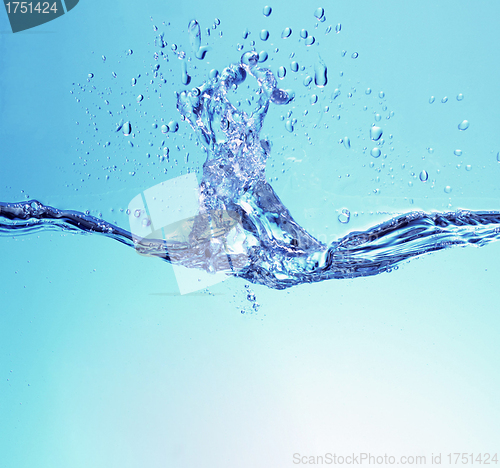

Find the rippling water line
[[2, 56, 500, 289]]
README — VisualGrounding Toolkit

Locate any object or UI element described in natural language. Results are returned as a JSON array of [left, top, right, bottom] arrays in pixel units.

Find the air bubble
[[370, 148, 381, 158], [305, 36, 315, 46], [241, 51, 259, 67], [370, 126, 383, 141], [168, 121, 179, 133], [458, 120, 469, 131], [314, 7, 325, 20], [123, 122, 132, 136], [338, 209, 350, 224], [260, 29, 270, 41], [314, 60, 328, 87], [419, 170, 429, 182], [281, 27, 292, 38]]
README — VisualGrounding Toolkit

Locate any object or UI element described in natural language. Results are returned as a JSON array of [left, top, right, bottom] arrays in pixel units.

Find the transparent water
[[1, 1, 500, 467]]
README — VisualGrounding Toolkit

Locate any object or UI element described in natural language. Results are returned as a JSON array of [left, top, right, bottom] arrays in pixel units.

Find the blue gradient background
[[1, 1, 499, 467]]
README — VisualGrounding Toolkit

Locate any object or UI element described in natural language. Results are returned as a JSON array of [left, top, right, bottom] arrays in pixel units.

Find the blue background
[[1, 0, 499, 466]]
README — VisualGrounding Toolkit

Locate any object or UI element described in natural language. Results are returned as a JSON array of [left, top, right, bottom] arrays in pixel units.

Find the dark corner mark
[[3, 0, 79, 33]]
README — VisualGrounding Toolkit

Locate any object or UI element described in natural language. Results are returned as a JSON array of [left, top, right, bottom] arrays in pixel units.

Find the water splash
[[2, 55, 500, 290]]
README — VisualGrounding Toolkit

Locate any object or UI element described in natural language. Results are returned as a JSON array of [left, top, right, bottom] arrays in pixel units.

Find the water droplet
[[88, 73, 94, 79], [102, 55, 106, 62], [374, 113, 381, 122], [419, 170, 429, 182], [454, 149, 462, 156], [161, 124, 169, 134], [188, 19, 201, 54], [427, 147, 434, 154], [168, 121, 179, 133], [209, 69, 219, 80], [379, 91, 385, 98], [365, 88, 372, 95], [458, 120, 469, 131], [277, 66, 286, 79], [465, 164, 472, 171], [370, 126, 383, 141], [137, 95, 143, 103], [314, 7, 325, 20], [123, 122, 132, 136], [290, 61, 299, 72], [314, 59, 328, 87], [303, 76, 312, 86], [300, 29, 308, 39], [343, 137, 351, 149], [444, 185, 452, 193], [335, 23, 341, 33], [351, 52, 358, 59], [241, 51, 259, 67], [214, 18, 220, 25], [338, 209, 350, 224], [441, 96, 448, 103], [242, 28, 249, 39], [263, 5, 272, 16], [131, 77, 137, 86], [497, 152, 500, 162], [429, 96, 435, 104], [332, 89, 340, 99], [281, 27, 292, 38], [457, 93, 464, 101], [285, 120, 294, 132], [142, 218, 151, 227], [270, 88, 290, 105], [305, 36, 315, 46], [325, 25, 332, 34], [134, 209, 141, 218], [260, 29, 270, 41], [370, 148, 381, 158], [310, 94, 318, 104]]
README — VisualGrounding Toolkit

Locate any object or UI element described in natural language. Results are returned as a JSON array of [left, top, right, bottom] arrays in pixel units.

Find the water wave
[[2, 53, 500, 289]]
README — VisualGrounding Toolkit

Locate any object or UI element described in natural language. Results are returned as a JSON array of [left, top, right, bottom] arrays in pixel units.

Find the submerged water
[[2, 54, 500, 289]]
